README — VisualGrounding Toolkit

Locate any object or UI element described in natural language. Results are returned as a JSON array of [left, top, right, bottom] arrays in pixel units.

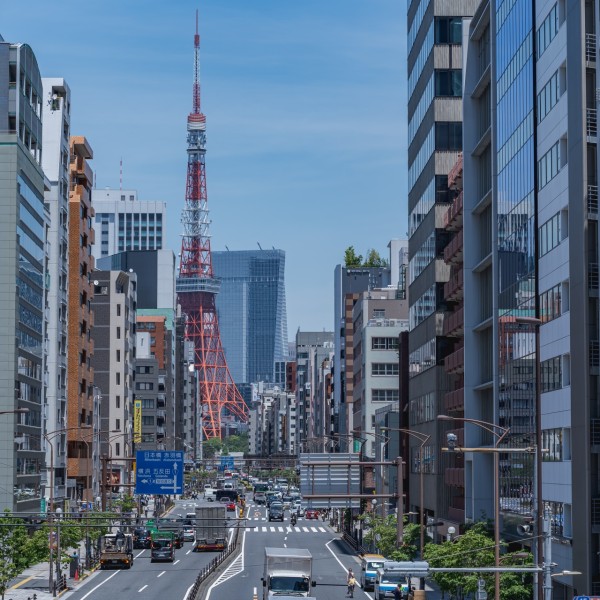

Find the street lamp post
[[438, 415, 511, 600], [381, 427, 430, 558]]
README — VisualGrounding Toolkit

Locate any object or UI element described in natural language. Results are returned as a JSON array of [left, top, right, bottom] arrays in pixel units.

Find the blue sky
[[1, 0, 407, 337]]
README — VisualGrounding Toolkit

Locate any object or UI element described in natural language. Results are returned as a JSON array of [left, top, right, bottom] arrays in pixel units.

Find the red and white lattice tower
[[176, 11, 248, 439]]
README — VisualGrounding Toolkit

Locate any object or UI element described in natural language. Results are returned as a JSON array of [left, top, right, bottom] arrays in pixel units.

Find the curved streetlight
[[437, 414, 510, 600], [381, 427, 430, 557]]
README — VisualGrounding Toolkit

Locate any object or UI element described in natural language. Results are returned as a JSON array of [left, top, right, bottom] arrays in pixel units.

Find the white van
[[223, 482, 234, 491]]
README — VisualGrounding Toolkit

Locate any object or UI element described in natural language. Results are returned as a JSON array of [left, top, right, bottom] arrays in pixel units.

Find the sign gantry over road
[[135, 450, 184, 496]]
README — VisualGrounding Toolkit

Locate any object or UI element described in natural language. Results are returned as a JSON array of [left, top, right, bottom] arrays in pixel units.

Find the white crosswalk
[[249, 525, 328, 533]]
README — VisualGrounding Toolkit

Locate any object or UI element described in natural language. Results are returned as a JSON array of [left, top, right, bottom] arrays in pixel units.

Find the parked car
[[305, 509, 319, 520]]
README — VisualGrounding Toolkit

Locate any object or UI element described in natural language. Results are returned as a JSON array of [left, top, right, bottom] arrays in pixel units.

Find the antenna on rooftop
[[120, 158, 123, 191]]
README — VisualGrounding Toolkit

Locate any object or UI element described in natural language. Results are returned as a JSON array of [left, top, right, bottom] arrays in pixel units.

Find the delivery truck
[[194, 505, 228, 551], [262, 547, 316, 599], [99, 532, 134, 569]]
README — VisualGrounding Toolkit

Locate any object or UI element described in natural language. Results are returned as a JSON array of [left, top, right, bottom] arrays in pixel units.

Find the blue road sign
[[220, 456, 234, 471], [135, 451, 184, 496]]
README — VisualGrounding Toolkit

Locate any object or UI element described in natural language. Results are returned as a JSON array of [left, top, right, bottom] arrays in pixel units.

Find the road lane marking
[[302, 527, 309, 532], [205, 528, 247, 599], [135, 550, 146, 558], [174, 559, 181, 565], [325, 539, 369, 597], [186, 549, 192, 555], [138, 585, 148, 592], [262, 526, 267, 532], [80, 570, 121, 600], [158, 571, 166, 577], [278, 526, 284, 532]]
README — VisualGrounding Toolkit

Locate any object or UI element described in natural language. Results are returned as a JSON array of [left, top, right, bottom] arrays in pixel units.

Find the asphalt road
[[63, 498, 230, 600], [204, 500, 370, 600]]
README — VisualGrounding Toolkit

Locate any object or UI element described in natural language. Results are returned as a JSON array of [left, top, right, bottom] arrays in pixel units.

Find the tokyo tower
[[176, 11, 248, 439]]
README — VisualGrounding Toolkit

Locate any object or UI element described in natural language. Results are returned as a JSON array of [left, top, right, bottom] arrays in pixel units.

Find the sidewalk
[[6, 499, 160, 600]]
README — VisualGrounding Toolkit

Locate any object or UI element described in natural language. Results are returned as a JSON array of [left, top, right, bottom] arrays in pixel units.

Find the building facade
[[406, 0, 478, 538], [91, 188, 166, 259], [212, 249, 288, 400], [90, 270, 136, 502], [0, 38, 46, 513], [66, 136, 96, 504]]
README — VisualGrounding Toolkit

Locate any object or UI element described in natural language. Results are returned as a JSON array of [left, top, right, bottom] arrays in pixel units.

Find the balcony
[[443, 306, 464, 337], [444, 231, 463, 265], [586, 33, 597, 63], [444, 191, 463, 232], [588, 108, 598, 138], [444, 268, 464, 301], [157, 394, 166, 408], [591, 418, 600, 447], [448, 152, 463, 190], [444, 467, 465, 488], [156, 426, 165, 436], [443, 387, 465, 413], [589, 184, 599, 218], [591, 341, 600, 369], [590, 263, 599, 294], [445, 345, 464, 374], [156, 409, 166, 421]]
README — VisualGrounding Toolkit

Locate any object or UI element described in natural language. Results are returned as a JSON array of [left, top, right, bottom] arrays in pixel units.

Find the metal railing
[[590, 263, 599, 292], [189, 521, 241, 600], [586, 33, 597, 62], [589, 184, 599, 216], [587, 108, 598, 137]]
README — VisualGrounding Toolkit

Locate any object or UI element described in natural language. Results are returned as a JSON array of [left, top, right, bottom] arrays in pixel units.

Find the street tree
[[0, 513, 33, 599], [203, 437, 223, 458], [361, 513, 420, 560], [423, 522, 532, 600]]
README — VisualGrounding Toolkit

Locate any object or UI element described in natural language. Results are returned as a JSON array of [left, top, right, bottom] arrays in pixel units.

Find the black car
[[132, 527, 152, 549], [268, 502, 285, 522]]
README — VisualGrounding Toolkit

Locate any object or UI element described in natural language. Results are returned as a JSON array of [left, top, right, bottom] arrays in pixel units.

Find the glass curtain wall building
[[212, 250, 288, 404]]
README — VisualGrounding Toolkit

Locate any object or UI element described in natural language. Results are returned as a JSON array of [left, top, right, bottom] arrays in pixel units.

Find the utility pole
[[101, 455, 107, 512], [396, 457, 404, 546]]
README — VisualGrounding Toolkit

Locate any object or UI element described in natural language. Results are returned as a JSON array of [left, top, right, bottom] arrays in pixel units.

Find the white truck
[[204, 487, 216, 502], [262, 547, 316, 599], [194, 505, 227, 552]]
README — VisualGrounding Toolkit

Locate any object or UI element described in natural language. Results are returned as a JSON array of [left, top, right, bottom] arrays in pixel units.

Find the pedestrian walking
[[393, 582, 404, 600]]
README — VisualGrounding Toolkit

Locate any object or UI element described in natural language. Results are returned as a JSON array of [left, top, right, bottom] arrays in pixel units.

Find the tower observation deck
[[176, 12, 248, 439]]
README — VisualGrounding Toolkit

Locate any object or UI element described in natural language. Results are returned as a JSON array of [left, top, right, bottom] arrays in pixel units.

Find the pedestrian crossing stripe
[[251, 526, 327, 533]]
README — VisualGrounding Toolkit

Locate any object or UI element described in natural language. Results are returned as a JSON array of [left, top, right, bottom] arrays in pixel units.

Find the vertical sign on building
[[133, 399, 142, 443]]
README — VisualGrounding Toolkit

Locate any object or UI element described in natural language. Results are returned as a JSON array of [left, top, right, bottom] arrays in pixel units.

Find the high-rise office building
[[406, 0, 477, 537], [212, 249, 288, 399], [458, 0, 597, 594], [91, 188, 166, 259], [0, 38, 46, 513]]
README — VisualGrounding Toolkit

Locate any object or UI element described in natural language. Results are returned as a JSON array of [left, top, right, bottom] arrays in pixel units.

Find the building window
[[539, 284, 562, 323], [539, 212, 561, 256], [116, 327, 121, 339], [136, 365, 154, 374], [115, 419, 120, 431], [115, 443, 120, 456], [542, 428, 563, 461], [537, 3, 560, 58], [116, 350, 121, 362], [435, 122, 462, 151], [136, 382, 154, 391], [372, 337, 399, 350], [373, 309, 385, 319], [141, 399, 154, 409], [434, 17, 462, 44], [142, 416, 154, 426], [372, 389, 399, 402], [372, 363, 399, 376], [116, 395, 120, 409], [541, 356, 562, 392], [116, 373, 120, 385], [117, 304, 121, 316], [434, 70, 462, 97], [537, 142, 561, 189]]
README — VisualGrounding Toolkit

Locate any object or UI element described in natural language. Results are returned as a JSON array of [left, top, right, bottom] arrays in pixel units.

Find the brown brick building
[[67, 136, 95, 501]]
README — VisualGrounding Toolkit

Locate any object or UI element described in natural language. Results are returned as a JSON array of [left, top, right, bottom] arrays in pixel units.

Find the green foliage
[[0, 512, 33, 598], [344, 246, 363, 267], [363, 249, 389, 267], [344, 246, 389, 268], [360, 513, 420, 560], [423, 523, 533, 600], [203, 437, 223, 458], [113, 495, 137, 513], [222, 434, 249, 454]]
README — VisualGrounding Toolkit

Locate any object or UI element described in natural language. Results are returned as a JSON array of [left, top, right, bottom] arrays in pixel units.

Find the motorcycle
[[290, 514, 297, 527]]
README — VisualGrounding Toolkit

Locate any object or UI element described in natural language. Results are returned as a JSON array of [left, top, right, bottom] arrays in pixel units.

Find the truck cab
[[99, 532, 134, 569], [360, 554, 385, 591], [374, 567, 409, 600], [263, 547, 316, 599]]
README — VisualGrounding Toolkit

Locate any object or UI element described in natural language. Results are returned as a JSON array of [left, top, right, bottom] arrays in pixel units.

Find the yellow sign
[[133, 399, 142, 443]]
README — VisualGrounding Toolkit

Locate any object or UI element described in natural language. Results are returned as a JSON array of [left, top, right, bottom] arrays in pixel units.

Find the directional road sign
[[220, 456, 234, 471], [135, 450, 184, 496]]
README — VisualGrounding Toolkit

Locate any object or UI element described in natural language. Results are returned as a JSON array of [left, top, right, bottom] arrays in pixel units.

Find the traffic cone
[[74, 568, 79, 582]]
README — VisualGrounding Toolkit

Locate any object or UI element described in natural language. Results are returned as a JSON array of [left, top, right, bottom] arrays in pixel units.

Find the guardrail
[[341, 531, 368, 555], [189, 521, 241, 600]]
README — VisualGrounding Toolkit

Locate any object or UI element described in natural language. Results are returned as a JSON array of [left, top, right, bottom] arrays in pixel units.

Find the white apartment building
[[91, 188, 166, 259]]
